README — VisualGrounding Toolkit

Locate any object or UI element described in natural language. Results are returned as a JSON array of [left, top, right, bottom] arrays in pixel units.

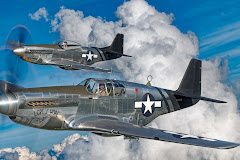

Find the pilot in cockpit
[[64, 41, 68, 48], [60, 41, 68, 49], [94, 83, 106, 96]]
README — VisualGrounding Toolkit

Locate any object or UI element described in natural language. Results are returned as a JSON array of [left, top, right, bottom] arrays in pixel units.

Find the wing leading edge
[[68, 115, 239, 149], [49, 59, 118, 73]]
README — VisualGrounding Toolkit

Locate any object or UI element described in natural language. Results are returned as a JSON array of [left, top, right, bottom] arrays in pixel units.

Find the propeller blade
[[0, 25, 33, 84], [5, 25, 32, 49], [6, 41, 24, 48]]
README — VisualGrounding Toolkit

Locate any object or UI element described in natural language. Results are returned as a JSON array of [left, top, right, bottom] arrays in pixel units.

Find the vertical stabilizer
[[100, 34, 127, 60], [109, 34, 123, 53], [177, 59, 201, 96]]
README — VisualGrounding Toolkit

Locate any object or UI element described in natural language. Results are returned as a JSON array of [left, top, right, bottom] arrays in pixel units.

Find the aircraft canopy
[[57, 40, 81, 49], [78, 78, 125, 96]]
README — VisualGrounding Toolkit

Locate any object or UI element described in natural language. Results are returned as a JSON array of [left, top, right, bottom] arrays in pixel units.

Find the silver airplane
[[6, 25, 130, 72], [0, 59, 239, 149]]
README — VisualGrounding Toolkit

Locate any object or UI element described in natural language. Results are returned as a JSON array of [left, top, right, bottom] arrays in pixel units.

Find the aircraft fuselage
[[14, 45, 117, 68], [10, 33, 125, 71], [1, 79, 184, 131]]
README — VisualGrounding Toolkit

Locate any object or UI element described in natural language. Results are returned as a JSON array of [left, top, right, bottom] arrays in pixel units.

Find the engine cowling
[[0, 93, 18, 116]]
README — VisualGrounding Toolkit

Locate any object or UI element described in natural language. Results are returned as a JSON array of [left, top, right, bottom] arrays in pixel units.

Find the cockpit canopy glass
[[78, 79, 125, 96], [57, 40, 81, 49], [78, 79, 89, 87], [113, 82, 125, 96]]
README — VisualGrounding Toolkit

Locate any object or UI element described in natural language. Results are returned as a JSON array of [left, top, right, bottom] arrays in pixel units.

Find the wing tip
[[217, 143, 240, 149]]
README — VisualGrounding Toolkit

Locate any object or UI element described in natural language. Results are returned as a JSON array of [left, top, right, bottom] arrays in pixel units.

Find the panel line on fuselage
[[155, 87, 170, 113], [92, 47, 105, 61]]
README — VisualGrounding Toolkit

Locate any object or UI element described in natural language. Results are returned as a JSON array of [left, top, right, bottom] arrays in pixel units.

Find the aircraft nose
[[13, 47, 25, 56], [0, 94, 18, 115]]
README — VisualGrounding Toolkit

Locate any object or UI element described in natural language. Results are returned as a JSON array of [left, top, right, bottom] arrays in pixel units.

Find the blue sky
[[0, 0, 240, 153]]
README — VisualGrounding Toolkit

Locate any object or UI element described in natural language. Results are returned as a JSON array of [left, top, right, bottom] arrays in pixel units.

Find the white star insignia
[[143, 94, 154, 114], [135, 94, 161, 115], [82, 51, 98, 61], [87, 51, 93, 61]]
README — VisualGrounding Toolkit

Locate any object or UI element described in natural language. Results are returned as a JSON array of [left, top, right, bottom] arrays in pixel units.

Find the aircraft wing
[[69, 115, 239, 149], [49, 59, 118, 73]]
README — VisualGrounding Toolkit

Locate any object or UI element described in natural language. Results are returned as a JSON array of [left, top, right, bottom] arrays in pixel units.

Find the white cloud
[[0, 133, 88, 160], [3, 0, 240, 159], [50, 2, 199, 89], [52, 133, 88, 156], [0, 146, 39, 160], [29, 7, 48, 22]]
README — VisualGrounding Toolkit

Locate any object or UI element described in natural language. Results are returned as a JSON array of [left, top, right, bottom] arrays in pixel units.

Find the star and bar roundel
[[135, 93, 162, 117], [82, 51, 98, 62]]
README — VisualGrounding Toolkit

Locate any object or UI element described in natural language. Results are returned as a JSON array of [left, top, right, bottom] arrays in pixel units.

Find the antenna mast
[[110, 63, 113, 80]]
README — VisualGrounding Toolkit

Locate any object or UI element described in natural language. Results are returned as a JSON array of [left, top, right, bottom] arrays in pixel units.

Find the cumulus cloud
[[0, 146, 38, 160], [5, 0, 240, 159], [29, 7, 48, 22], [50, 2, 199, 89], [0, 133, 88, 160]]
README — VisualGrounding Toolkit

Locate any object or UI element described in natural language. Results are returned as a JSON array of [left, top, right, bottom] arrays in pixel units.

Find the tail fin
[[109, 34, 123, 54], [171, 59, 226, 109], [177, 59, 201, 96], [100, 34, 131, 60], [0, 80, 24, 93]]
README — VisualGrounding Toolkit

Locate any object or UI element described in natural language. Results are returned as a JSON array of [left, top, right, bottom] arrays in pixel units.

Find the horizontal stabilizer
[[172, 91, 226, 103], [101, 49, 131, 57]]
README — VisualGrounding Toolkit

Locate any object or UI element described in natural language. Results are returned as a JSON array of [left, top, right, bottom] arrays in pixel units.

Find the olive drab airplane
[[0, 59, 239, 149], [5, 25, 130, 73]]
